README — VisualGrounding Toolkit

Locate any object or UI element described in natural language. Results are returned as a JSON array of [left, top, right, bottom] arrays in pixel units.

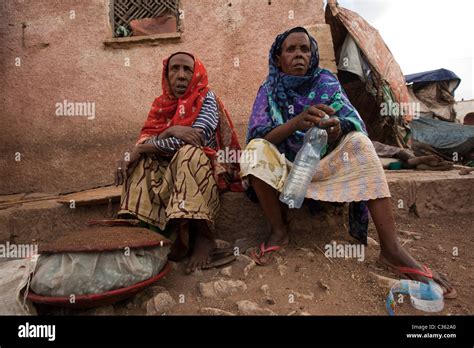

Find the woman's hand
[[162, 125, 204, 146], [264, 104, 336, 145], [319, 117, 342, 143], [289, 104, 335, 132], [114, 146, 142, 186]]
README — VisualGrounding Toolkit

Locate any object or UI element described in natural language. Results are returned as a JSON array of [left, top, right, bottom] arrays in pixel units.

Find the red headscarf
[[137, 53, 243, 192], [137, 53, 209, 144]]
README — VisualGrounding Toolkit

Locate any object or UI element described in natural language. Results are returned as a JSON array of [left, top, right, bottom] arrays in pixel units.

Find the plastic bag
[[30, 246, 169, 296]]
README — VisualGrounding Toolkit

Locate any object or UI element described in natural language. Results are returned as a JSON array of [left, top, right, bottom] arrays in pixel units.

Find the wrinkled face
[[276, 32, 312, 76], [167, 53, 195, 98]]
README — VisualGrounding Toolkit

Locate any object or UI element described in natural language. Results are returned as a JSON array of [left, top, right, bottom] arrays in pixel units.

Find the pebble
[[260, 284, 271, 297], [318, 280, 330, 292], [289, 289, 314, 300], [367, 237, 379, 246], [236, 300, 276, 316], [369, 272, 398, 289], [220, 266, 232, 277], [215, 239, 232, 248], [200, 307, 236, 316], [145, 292, 176, 316], [278, 264, 288, 277], [198, 279, 247, 298], [243, 260, 256, 277]]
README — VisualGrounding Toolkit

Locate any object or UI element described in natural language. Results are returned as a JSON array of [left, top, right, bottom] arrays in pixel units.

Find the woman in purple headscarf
[[240, 27, 455, 298]]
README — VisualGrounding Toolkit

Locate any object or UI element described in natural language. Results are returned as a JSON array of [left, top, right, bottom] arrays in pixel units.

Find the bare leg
[[186, 220, 215, 274], [249, 175, 289, 248], [368, 197, 453, 293]]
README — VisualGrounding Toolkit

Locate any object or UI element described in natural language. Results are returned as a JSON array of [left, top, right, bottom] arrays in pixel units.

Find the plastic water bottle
[[386, 279, 444, 315], [279, 123, 328, 209]]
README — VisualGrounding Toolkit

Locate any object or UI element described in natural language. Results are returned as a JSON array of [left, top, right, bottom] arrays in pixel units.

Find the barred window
[[111, 0, 180, 38]]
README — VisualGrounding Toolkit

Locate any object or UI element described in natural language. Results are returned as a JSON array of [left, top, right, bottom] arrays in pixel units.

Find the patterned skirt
[[240, 131, 391, 202], [240, 132, 391, 244], [118, 145, 220, 231]]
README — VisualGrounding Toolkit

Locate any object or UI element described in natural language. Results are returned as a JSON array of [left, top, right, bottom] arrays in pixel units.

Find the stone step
[[0, 170, 472, 245]]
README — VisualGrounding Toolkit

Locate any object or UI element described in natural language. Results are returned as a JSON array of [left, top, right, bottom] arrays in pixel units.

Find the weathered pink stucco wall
[[0, 0, 326, 194]]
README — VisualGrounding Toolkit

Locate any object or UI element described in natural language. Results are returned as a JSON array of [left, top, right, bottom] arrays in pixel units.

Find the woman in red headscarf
[[114, 52, 241, 274]]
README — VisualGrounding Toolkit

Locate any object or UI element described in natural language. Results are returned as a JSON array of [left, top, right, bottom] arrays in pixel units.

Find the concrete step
[[0, 170, 472, 245]]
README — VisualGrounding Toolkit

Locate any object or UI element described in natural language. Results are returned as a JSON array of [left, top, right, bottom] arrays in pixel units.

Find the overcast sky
[[335, 0, 473, 101]]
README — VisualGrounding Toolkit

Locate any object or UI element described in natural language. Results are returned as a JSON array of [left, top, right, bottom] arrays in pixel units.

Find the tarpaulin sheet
[[325, 0, 411, 147], [411, 118, 474, 150], [405, 68, 461, 94]]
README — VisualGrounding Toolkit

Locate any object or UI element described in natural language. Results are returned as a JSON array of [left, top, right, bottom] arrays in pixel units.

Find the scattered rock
[[145, 291, 176, 316], [413, 235, 422, 240], [300, 312, 311, 316], [367, 237, 379, 246], [318, 280, 330, 292], [277, 264, 288, 277], [243, 260, 256, 277], [198, 282, 216, 298], [274, 255, 285, 265], [200, 307, 236, 316], [264, 297, 276, 305], [133, 286, 167, 308], [198, 279, 247, 298], [236, 300, 276, 316], [260, 284, 275, 304], [260, 284, 271, 297], [287, 310, 297, 316], [306, 251, 315, 258], [220, 266, 232, 277], [214, 279, 247, 295], [369, 272, 398, 289], [289, 290, 314, 300]]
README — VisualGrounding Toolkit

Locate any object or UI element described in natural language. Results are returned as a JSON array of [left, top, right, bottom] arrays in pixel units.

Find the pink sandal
[[251, 242, 284, 266]]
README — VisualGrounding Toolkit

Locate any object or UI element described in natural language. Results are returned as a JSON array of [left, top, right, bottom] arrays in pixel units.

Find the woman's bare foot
[[379, 247, 455, 297], [252, 226, 289, 265], [368, 198, 456, 298], [186, 222, 216, 274]]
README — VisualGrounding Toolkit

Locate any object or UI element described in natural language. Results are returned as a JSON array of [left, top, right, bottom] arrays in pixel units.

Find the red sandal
[[378, 257, 457, 299], [251, 242, 284, 266]]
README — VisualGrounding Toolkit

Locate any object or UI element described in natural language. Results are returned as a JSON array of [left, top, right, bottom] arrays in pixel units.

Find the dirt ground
[[36, 212, 473, 316]]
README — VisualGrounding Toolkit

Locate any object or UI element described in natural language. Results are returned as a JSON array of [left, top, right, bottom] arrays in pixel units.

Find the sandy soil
[[36, 213, 473, 316]]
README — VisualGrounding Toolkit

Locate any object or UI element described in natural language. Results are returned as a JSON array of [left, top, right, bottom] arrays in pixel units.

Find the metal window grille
[[111, 0, 180, 37]]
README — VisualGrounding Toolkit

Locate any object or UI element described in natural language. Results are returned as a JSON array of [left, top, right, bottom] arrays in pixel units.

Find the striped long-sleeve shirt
[[144, 90, 219, 154]]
